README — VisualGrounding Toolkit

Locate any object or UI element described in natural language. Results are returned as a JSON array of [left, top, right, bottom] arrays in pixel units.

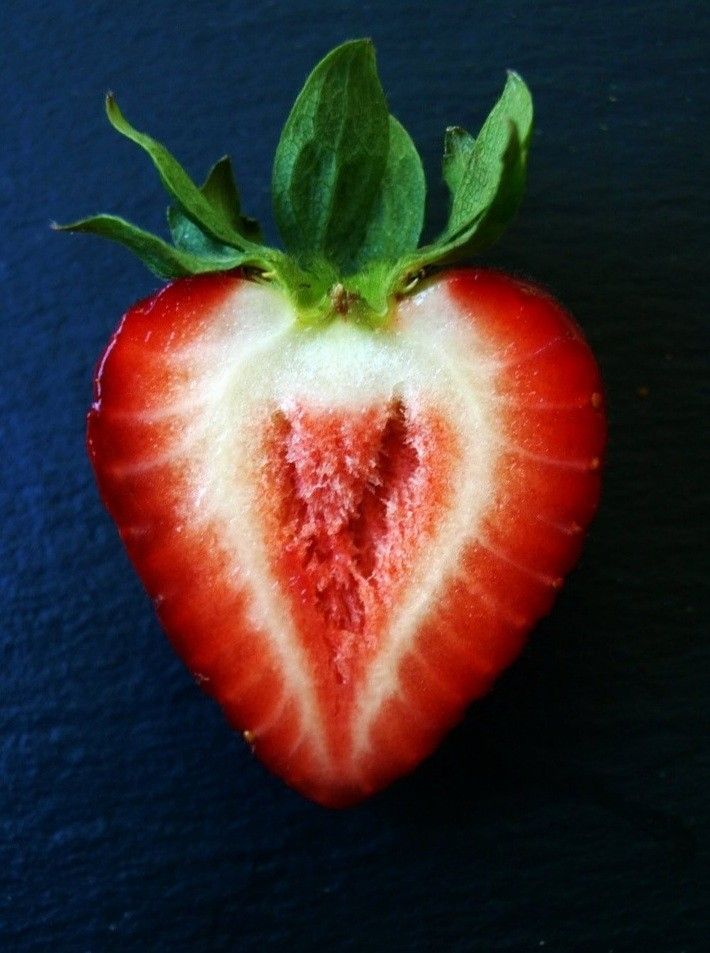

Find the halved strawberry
[[60, 41, 605, 806]]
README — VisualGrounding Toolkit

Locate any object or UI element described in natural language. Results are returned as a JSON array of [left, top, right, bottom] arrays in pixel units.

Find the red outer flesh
[[87, 268, 606, 807]]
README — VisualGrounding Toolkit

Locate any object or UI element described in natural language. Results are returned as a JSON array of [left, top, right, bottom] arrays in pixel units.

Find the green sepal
[[167, 156, 262, 259], [442, 126, 477, 195], [105, 95, 261, 251], [352, 115, 426, 271], [166, 206, 238, 261], [389, 70, 533, 290], [57, 45, 536, 330], [196, 155, 262, 242], [56, 98, 284, 283], [441, 71, 532, 249], [52, 215, 249, 278], [272, 39, 390, 273]]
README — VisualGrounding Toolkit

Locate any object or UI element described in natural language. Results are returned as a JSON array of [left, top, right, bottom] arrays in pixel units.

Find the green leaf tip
[[57, 44, 534, 326], [272, 37, 390, 273], [54, 214, 248, 278]]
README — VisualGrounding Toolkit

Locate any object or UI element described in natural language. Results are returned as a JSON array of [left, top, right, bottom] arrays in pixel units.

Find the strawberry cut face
[[88, 268, 605, 806], [62, 44, 604, 806]]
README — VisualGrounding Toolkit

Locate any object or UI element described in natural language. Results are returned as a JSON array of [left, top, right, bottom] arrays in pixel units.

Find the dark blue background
[[2, 1, 707, 950]]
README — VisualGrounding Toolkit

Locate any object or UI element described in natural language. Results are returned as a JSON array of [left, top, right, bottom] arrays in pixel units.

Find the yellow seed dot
[[590, 392, 603, 409]]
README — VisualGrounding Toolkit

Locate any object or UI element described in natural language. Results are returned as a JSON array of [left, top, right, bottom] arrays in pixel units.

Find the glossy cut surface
[[88, 268, 605, 805]]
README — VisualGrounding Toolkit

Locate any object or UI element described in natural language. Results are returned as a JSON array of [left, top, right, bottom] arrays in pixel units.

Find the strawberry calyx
[[56, 39, 533, 327]]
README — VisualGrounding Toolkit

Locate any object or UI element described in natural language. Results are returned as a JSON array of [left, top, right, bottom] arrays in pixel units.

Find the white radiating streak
[[348, 283, 506, 758], [476, 534, 561, 588], [156, 282, 331, 765], [497, 439, 600, 472]]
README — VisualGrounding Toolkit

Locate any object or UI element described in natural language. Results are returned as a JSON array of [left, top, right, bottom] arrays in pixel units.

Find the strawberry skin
[[87, 267, 605, 807], [61, 44, 604, 805]]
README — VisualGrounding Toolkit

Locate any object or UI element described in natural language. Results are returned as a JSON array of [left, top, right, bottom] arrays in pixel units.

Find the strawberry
[[58, 40, 605, 807]]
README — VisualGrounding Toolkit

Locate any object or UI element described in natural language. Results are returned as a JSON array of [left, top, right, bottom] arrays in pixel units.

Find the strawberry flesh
[[88, 268, 605, 806], [262, 400, 458, 765]]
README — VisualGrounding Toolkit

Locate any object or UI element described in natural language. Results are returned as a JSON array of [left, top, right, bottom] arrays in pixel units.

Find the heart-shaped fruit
[[59, 41, 605, 806]]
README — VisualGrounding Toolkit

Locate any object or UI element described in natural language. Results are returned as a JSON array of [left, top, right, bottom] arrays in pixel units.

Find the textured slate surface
[[2, 1, 707, 950]]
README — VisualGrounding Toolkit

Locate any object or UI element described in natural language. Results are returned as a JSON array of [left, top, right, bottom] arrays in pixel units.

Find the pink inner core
[[263, 399, 455, 691]]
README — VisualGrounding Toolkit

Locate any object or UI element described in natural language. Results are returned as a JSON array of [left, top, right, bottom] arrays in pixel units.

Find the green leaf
[[57, 47, 537, 330], [198, 155, 263, 242], [166, 206, 243, 260], [444, 71, 533, 243], [392, 71, 533, 285], [272, 39, 390, 272], [442, 126, 476, 195], [453, 122, 529, 254], [168, 156, 263, 258], [105, 96, 258, 251], [353, 115, 425, 269], [53, 215, 250, 278]]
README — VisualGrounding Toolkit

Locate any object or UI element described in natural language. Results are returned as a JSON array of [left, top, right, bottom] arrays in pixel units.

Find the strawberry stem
[[329, 284, 359, 316]]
